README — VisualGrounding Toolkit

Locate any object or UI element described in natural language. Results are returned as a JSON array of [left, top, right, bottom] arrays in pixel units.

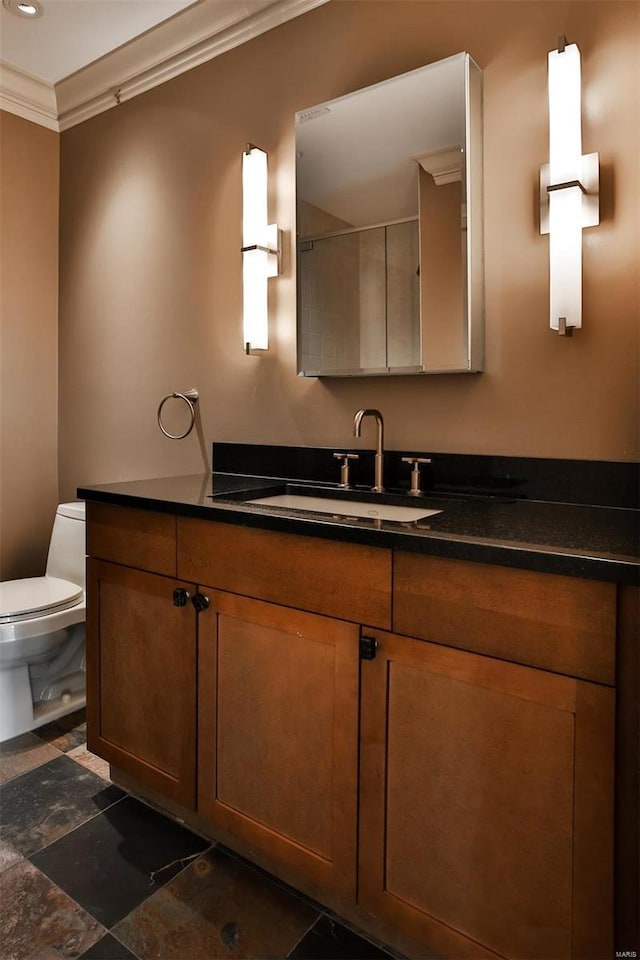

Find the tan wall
[[0, 111, 59, 579], [420, 172, 464, 369], [58, 0, 640, 499]]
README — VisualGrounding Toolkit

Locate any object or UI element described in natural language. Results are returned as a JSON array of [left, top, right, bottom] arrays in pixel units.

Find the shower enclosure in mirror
[[296, 53, 483, 377]]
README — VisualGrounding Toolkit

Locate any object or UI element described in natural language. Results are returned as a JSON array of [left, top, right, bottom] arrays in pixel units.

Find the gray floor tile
[[31, 795, 210, 929], [0, 753, 123, 856]]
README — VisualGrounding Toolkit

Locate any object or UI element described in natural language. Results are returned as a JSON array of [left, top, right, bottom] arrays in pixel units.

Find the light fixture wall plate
[[541, 38, 600, 336], [539, 153, 600, 234], [241, 144, 282, 353]]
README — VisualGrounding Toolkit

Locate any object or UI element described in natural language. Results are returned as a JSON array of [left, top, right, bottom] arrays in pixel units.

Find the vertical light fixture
[[241, 144, 281, 352], [540, 37, 599, 335]]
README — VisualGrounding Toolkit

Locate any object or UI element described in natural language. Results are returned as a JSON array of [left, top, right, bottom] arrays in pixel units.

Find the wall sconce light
[[241, 144, 282, 352], [540, 37, 599, 336]]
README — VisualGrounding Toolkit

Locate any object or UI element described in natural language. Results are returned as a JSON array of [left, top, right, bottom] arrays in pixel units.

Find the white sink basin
[[249, 493, 441, 523]]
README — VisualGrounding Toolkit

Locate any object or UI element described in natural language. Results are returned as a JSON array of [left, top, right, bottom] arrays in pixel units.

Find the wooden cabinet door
[[359, 630, 614, 960], [198, 591, 359, 903], [86, 559, 198, 808]]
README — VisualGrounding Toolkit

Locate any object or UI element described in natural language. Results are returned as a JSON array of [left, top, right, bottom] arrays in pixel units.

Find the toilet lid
[[0, 577, 83, 623]]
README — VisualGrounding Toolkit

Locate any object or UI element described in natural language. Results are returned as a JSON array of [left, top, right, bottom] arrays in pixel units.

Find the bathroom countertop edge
[[76, 473, 640, 586]]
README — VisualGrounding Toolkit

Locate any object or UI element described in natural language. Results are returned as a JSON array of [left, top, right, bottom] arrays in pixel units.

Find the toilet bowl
[[0, 502, 86, 743]]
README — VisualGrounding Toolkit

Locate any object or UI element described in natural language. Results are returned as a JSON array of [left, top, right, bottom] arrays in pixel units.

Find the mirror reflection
[[296, 53, 483, 377]]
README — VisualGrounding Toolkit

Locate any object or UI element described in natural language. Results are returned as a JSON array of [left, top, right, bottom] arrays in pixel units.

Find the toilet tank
[[45, 502, 87, 588]]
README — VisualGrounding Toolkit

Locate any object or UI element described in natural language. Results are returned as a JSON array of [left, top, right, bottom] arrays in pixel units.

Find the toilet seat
[[0, 577, 84, 624]]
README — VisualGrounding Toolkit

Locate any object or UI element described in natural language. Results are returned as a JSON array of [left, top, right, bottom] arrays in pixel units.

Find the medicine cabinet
[[296, 53, 483, 376]]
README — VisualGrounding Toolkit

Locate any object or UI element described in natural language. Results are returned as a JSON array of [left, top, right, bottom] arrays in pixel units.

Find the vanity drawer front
[[393, 552, 616, 684], [87, 502, 176, 577], [177, 518, 391, 629]]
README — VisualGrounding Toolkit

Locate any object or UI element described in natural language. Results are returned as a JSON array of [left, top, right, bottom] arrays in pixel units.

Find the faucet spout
[[353, 409, 385, 492]]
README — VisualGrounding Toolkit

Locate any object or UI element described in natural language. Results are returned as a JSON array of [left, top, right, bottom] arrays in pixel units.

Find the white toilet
[[0, 502, 87, 743]]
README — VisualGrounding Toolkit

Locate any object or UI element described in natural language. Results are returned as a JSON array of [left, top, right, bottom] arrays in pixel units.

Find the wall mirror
[[295, 53, 483, 377]]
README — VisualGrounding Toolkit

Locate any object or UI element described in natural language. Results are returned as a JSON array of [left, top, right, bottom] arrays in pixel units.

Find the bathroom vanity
[[79, 454, 638, 960]]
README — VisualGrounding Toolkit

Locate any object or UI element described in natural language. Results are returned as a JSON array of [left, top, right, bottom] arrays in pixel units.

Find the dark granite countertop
[[77, 472, 640, 585]]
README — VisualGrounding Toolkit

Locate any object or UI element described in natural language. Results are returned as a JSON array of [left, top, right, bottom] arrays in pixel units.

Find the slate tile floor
[[0, 710, 396, 960]]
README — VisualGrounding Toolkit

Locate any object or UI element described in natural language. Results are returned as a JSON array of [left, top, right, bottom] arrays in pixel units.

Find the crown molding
[[0, 62, 58, 131], [415, 147, 463, 185], [3, 0, 330, 132]]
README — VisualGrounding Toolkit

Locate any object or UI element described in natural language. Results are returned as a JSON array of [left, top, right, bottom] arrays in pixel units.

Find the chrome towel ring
[[157, 388, 199, 439]]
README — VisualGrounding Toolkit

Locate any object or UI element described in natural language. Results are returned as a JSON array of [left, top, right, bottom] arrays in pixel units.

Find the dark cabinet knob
[[360, 635, 378, 660], [191, 592, 210, 613], [172, 588, 191, 607]]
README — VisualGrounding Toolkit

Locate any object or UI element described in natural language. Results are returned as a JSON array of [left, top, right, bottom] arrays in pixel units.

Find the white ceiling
[[0, 0, 200, 84], [0, 0, 329, 129]]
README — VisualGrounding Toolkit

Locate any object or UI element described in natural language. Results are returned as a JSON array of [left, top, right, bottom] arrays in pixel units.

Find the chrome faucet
[[353, 409, 385, 492]]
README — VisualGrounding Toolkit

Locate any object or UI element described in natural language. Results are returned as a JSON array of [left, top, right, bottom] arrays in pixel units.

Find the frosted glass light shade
[[548, 44, 582, 183], [545, 42, 588, 332], [549, 185, 582, 331], [241, 145, 280, 351], [243, 249, 269, 351], [242, 146, 268, 248]]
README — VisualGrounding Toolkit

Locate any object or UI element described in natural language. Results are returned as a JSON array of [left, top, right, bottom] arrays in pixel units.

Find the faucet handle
[[401, 457, 432, 496], [333, 452, 359, 488]]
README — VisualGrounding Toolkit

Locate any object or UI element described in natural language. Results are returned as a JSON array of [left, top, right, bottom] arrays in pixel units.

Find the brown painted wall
[[0, 111, 59, 579], [59, 0, 639, 499], [420, 171, 464, 369]]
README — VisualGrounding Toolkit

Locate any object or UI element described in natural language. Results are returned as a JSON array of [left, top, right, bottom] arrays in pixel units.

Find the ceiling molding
[[0, 62, 58, 131], [415, 147, 463, 186], [2, 0, 330, 132]]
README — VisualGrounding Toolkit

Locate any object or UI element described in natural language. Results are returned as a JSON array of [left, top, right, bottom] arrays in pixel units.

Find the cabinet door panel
[[199, 592, 358, 901], [86, 559, 197, 807], [359, 631, 614, 960]]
